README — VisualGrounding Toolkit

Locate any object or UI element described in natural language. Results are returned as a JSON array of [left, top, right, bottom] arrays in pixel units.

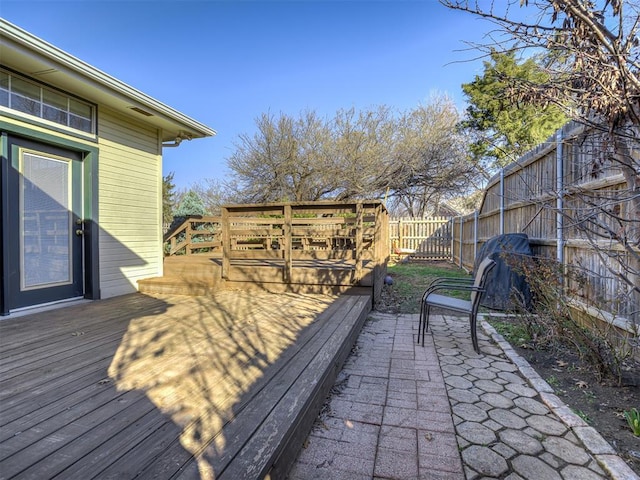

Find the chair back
[[470, 257, 496, 313]]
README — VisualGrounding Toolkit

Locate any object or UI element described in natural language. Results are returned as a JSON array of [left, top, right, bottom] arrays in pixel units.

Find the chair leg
[[470, 313, 480, 354], [422, 305, 431, 346], [418, 302, 424, 345]]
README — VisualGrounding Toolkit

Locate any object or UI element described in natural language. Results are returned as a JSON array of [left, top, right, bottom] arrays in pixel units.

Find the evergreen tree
[[174, 190, 207, 217], [162, 172, 176, 225], [460, 51, 567, 168]]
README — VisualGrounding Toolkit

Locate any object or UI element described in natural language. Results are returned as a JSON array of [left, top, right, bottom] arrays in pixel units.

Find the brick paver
[[288, 313, 639, 480]]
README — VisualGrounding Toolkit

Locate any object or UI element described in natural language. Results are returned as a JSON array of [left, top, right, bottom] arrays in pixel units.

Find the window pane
[[43, 104, 69, 124], [0, 71, 8, 106], [12, 77, 40, 101], [43, 89, 67, 109], [21, 153, 71, 289], [69, 98, 91, 118], [69, 99, 93, 132], [69, 114, 92, 132], [11, 93, 40, 116]]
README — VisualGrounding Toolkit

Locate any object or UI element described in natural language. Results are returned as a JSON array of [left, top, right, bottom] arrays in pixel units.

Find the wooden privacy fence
[[389, 217, 452, 259], [452, 122, 639, 330]]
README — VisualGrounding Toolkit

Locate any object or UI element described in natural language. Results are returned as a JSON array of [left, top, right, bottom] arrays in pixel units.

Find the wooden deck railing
[[163, 216, 222, 256], [164, 201, 390, 299]]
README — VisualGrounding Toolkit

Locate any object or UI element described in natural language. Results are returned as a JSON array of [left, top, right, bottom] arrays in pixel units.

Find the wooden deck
[[0, 290, 371, 479], [154, 201, 390, 302], [138, 254, 376, 297]]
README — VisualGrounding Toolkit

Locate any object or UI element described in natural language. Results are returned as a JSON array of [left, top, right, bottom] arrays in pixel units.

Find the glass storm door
[[7, 137, 83, 310]]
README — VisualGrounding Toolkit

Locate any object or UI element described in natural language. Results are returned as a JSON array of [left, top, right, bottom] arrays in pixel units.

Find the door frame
[[0, 123, 99, 315]]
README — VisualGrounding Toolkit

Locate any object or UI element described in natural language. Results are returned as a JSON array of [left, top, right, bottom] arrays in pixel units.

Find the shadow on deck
[[0, 290, 370, 479]]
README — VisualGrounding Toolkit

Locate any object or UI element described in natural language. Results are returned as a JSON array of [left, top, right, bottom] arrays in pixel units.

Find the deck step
[[138, 255, 222, 295], [139, 254, 375, 296], [220, 294, 371, 479], [137, 276, 220, 295]]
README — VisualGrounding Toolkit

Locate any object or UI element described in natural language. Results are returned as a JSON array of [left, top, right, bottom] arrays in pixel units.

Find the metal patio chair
[[418, 257, 496, 354]]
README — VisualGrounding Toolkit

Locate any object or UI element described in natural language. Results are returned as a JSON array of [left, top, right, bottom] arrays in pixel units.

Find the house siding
[[97, 107, 162, 298]]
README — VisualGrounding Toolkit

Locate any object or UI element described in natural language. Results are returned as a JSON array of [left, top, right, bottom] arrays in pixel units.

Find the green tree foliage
[[174, 190, 207, 217], [162, 172, 176, 225], [460, 51, 567, 168]]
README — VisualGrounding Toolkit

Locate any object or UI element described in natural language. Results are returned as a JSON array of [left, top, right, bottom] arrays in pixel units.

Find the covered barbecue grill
[[473, 233, 534, 311]]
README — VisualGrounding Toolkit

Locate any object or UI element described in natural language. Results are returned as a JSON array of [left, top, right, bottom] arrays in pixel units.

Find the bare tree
[[385, 96, 479, 217], [442, 0, 639, 320], [331, 106, 396, 200], [190, 178, 235, 215], [227, 110, 336, 203], [226, 96, 484, 215]]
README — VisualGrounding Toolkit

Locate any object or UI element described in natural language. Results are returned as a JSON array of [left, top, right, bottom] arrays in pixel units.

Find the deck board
[[0, 290, 370, 479]]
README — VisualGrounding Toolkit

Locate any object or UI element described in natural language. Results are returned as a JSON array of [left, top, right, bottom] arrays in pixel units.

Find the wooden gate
[[389, 217, 452, 260]]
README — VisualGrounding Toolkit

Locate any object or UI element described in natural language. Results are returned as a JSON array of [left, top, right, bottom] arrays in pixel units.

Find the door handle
[[75, 229, 84, 236]]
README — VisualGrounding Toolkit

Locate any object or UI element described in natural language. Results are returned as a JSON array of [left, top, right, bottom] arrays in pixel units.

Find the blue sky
[[1, 1, 506, 191]]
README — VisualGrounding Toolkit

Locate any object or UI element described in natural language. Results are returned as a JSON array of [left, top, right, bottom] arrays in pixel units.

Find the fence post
[[474, 210, 478, 262], [186, 220, 192, 255], [459, 216, 463, 268], [500, 169, 505, 235], [556, 128, 564, 268], [283, 204, 292, 283], [354, 202, 364, 283]]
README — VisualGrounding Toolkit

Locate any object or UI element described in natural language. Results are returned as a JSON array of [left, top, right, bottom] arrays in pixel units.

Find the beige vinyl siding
[[98, 107, 162, 298]]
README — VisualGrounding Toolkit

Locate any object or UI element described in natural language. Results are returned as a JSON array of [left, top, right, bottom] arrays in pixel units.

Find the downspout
[[162, 132, 192, 148]]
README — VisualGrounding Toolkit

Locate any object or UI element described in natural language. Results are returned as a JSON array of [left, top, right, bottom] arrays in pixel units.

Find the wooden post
[[283, 204, 292, 283], [459, 216, 463, 268], [354, 202, 363, 284], [186, 221, 192, 255], [373, 204, 381, 268], [372, 203, 387, 303], [221, 207, 230, 279]]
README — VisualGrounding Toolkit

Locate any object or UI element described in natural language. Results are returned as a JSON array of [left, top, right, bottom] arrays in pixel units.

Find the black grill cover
[[474, 233, 533, 311]]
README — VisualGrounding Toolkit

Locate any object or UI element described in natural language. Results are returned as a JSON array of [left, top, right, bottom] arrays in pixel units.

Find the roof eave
[[0, 19, 216, 142]]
